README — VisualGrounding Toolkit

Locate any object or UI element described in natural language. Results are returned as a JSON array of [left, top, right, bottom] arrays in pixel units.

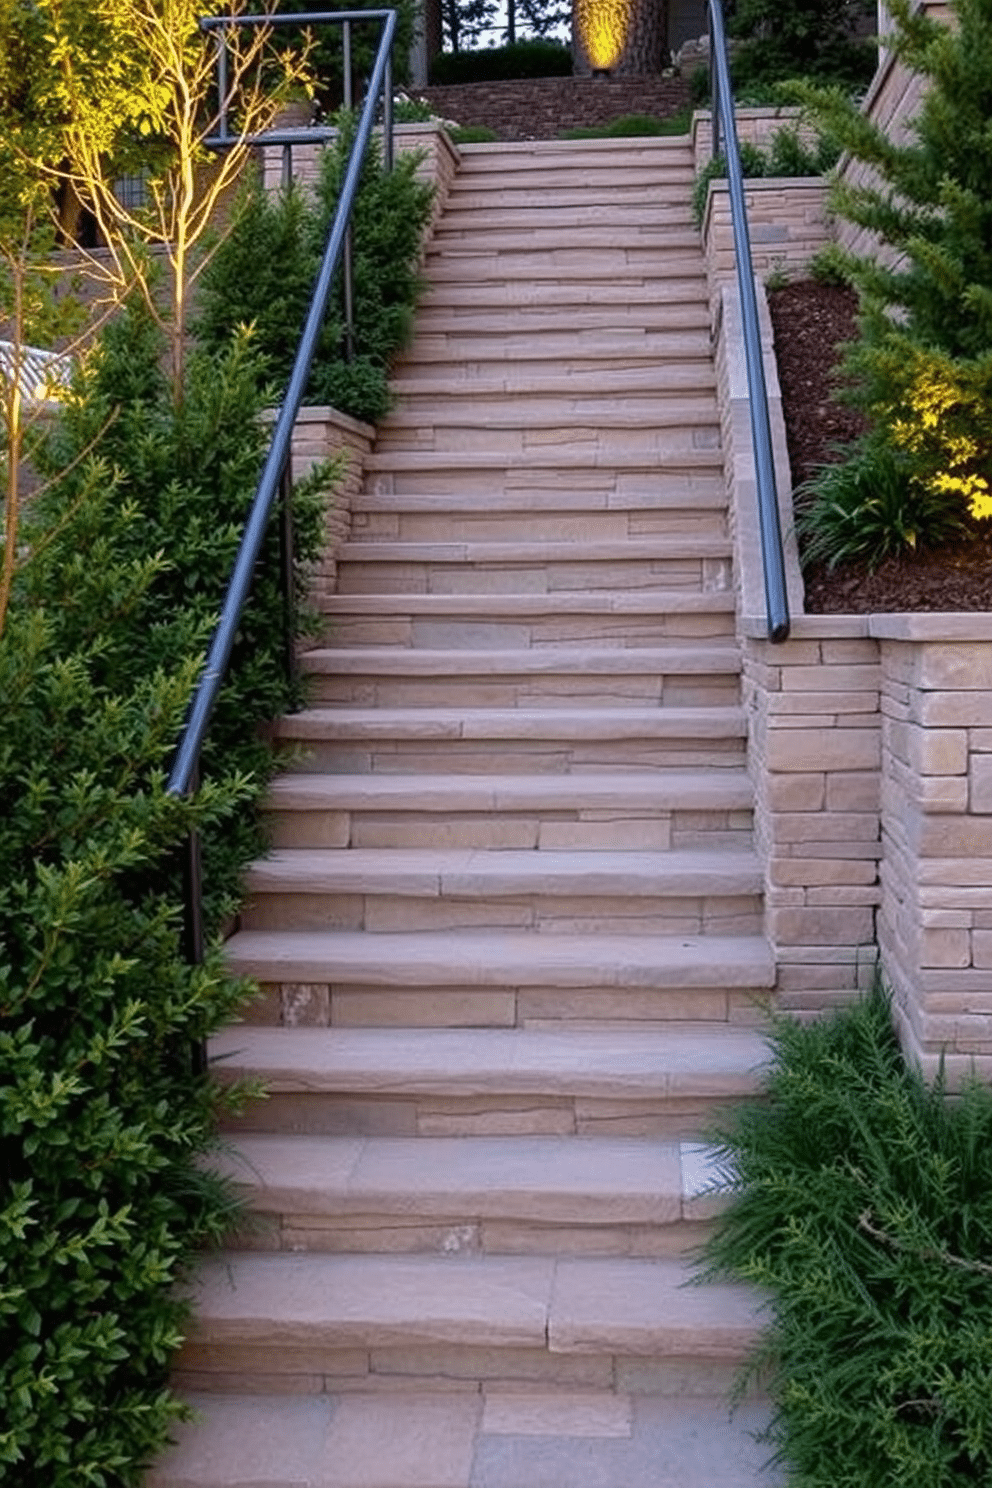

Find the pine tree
[[796, 0, 992, 522], [730, 0, 876, 90]]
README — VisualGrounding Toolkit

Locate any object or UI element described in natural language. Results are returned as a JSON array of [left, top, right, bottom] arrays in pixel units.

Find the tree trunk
[[573, 0, 667, 75]]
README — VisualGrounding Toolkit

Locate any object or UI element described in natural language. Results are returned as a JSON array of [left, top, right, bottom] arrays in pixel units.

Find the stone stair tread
[[183, 1251, 763, 1358], [386, 366, 714, 396], [362, 449, 721, 471], [215, 1132, 711, 1224], [416, 282, 707, 312], [435, 206, 695, 231], [149, 1389, 778, 1488], [266, 770, 753, 813], [274, 706, 746, 742], [337, 538, 730, 563], [300, 645, 740, 676], [378, 396, 715, 426], [428, 227, 702, 252], [245, 847, 762, 899], [210, 1022, 772, 1097], [320, 591, 735, 614]]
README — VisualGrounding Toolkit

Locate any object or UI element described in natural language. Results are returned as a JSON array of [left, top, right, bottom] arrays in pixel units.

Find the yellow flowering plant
[[879, 349, 992, 521]]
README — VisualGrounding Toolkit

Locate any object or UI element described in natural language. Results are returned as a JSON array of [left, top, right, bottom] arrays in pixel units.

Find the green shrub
[[429, 38, 572, 84], [0, 298, 335, 1483], [561, 110, 692, 140], [691, 141, 767, 227], [730, 0, 878, 91], [795, 435, 966, 569], [703, 984, 992, 1486], [197, 120, 433, 426], [448, 124, 499, 143]]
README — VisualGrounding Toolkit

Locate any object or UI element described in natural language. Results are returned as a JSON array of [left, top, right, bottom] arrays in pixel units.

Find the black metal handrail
[[167, 8, 398, 975], [707, 0, 790, 643]]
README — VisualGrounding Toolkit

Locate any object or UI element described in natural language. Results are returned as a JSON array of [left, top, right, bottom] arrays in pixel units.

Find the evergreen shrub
[[704, 985, 992, 1486], [793, 0, 992, 562], [428, 38, 572, 84], [0, 307, 334, 1483], [730, 0, 877, 92], [692, 126, 841, 227], [197, 121, 433, 426]]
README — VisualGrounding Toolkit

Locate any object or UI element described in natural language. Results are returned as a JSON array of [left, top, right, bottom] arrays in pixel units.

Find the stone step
[[298, 646, 739, 709], [447, 172, 695, 201], [361, 450, 722, 498], [424, 257, 705, 287], [214, 1133, 729, 1256], [416, 278, 707, 314], [379, 388, 714, 421], [456, 136, 693, 162], [422, 244, 706, 284], [241, 846, 762, 936], [334, 537, 731, 598], [264, 769, 753, 852], [401, 326, 712, 368], [434, 205, 695, 235], [318, 589, 736, 647], [218, 985, 773, 1094], [272, 705, 747, 773], [149, 1389, 778, 1488], [350, 503, 726, 547], [386, 363, 715, 397], [175, 1252, 763, 1389]]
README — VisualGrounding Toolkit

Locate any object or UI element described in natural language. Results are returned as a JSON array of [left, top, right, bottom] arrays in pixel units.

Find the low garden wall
[[706, 239, 992, 1082]]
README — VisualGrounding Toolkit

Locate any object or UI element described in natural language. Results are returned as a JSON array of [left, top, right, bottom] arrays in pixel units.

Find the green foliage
[[31, 301, 329, 920], [730, 0, 878, 91], [691, 125, 839, 226], [448, 124, 499, 143], [0, 301, 334, 1484], [790, 0, 992, 553], [691, 140, 767, 227], [808, 242, 856, 288], [561, 110, 692, 140], [429, 38, 572, 83], [703, 985, 992, 1485], [795, 435, 966, 568], [197, 124, 433, 426], [273, 0, 416, 106]]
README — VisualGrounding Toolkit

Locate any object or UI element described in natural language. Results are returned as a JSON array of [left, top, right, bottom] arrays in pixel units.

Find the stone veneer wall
[[703, 30, 992, 1071], [873, 618, 992, 1081], [287, 405, 375, 606]]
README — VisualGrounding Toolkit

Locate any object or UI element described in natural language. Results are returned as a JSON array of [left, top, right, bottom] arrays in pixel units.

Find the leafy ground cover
[[770, 279, 992, 612], [703, 986, 992, 1487]]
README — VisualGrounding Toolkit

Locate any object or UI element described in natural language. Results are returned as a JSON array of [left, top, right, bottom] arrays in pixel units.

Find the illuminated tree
[[572, 0, 666, 76]]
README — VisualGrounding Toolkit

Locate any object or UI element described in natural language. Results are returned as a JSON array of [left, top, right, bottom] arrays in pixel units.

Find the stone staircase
[[151, 137, 780, 1488]]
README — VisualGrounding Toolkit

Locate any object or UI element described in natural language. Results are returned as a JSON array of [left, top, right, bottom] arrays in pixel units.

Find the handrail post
[[179, 762, 207, 1077], [343, 18, 353, 108], [218, 29, 230, 143]]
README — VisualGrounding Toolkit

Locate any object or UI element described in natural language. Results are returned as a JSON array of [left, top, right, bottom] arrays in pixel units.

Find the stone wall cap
[[868, 613, 992, 643], [740, 614, 871, 640], [265, 403, 376, 440]]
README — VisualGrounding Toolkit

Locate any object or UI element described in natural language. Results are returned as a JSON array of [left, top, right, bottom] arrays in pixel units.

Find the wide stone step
[[379, 389, 714, 421], [423, 243, 706, 283], [350, 501, 726, 546], [273, 705, 747, 773], [217, 985, 773, 1093], [424, 257, 704, 288], [150, 1389, 778, 1488], [386, 363, 715, 397], [361, 449, 722, 499], [434, 205, 696, 235], [334, 536, 730, 598], [298, 645, 739, 709], [401, 326, 712, 367], [214, 1133, 729, 1256], [241, 846, 762, 936], [446, 176, 695, 205], [319, 589, 736, 647], [177, 1252, 762, 1381], [264, 769, 753, 852]]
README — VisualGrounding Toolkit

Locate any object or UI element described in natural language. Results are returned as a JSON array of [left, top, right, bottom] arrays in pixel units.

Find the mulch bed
[[767, 279, 992, 613]]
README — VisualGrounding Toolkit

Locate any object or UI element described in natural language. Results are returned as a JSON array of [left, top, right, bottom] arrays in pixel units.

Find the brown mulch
[[767, 278, 992, 613]]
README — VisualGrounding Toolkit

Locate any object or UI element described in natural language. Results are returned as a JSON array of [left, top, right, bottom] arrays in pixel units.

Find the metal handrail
[[707, 0, 790, 643], [167, 9, 397, 977]]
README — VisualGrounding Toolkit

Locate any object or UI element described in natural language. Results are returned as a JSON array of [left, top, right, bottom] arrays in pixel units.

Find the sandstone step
[[360, 455, 722, 500], [177, 1252, 763, 1380], [334, 537, 730, 598], [264, 770, 753, 854], [446, 172, 695, 201], [149, 1389, 778, 1488], [422, 246, 707, 285], [378, 390, 714, 423], [298, 646, 739, 709], [433, 205, 695, 236], [319, 590, 735, 648], [401, 327, 712, 368], [386, 364, 715, 397], [272, 705, 747, 773], [241, 846, 762, 936], [350, 503, 726, 547], [423, 257, 705, 287], [214, 1133, 730, 1257]]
